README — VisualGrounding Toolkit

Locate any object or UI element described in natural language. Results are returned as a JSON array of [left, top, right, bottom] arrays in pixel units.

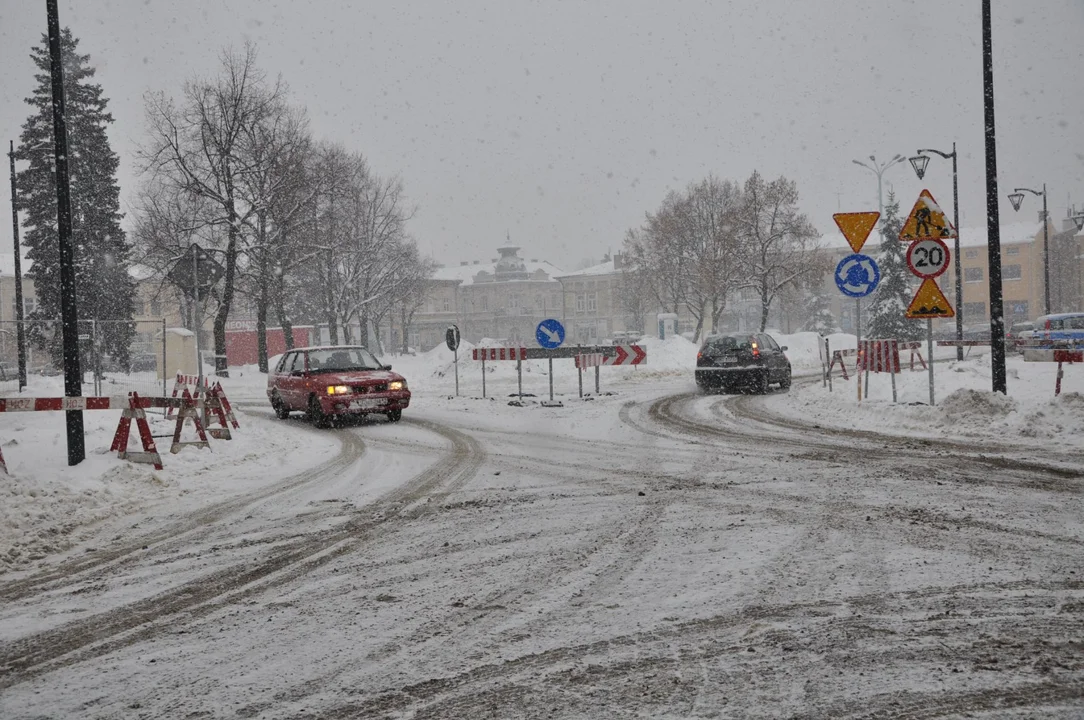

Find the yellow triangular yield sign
[[905, 278, 955, 319], [899, 189, 957, 242], [833, 211, 880, 253]]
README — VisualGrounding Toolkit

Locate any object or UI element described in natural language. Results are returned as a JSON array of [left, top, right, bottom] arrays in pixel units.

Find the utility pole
[[7, 141, 28, 390], [47, 0, 85, 464], [982, 0, 1007, 394]]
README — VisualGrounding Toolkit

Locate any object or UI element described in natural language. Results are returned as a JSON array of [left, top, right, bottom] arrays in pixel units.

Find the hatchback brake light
[[751, 342, 759, 358]]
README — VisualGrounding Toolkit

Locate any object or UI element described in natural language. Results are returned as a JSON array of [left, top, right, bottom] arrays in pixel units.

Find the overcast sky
[[1, 0, 1082, 272]]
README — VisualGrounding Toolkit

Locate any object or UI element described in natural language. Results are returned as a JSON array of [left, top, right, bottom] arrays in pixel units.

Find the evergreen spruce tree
[[803, 290, 837, 335], [15, 29, 135, 369], [865, 192, 923, 341]]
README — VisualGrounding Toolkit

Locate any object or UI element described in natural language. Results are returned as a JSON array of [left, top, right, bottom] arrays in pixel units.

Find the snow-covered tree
[[865, 192, 923, 341], [16, 29, 135, 368], [802, 290, 837, 334], [735, 171, 822, 331]]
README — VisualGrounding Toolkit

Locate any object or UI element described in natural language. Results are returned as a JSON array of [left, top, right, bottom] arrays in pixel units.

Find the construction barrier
[[0, 385, 238, 474], [860, 339, 901, 374], [1024, 347, 1083, 396], [574, 353, 605, 369], [165, 372, 212, 417]]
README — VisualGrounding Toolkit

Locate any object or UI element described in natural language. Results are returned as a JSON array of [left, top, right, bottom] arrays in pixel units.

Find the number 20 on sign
[[906, 238, 950, 279]]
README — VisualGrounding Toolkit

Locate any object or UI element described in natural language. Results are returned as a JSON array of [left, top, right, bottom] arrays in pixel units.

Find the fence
[[0, 318, 171, 400]]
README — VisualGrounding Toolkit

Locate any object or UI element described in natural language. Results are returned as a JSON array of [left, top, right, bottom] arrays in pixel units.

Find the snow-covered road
[[1, 372, 1082, 718]]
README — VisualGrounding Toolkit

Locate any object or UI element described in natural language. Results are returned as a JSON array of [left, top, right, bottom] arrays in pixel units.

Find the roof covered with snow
[[555, 259, 617, 278], [432, 257, 564, 285]]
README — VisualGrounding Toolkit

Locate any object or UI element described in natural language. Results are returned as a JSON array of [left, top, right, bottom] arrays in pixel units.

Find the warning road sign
[[905, 278, 955, 319], [833, 211, 880, 253], [899, 189, 957, 242]]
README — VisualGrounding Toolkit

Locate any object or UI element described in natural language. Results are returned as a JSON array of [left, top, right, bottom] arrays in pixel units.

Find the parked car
[[128, 353, 158, 373], [695, 332, 791, 394], [1032, 312, 1084, 347], [1006, 321, 1035, 352], [267, 345, 410, 427]]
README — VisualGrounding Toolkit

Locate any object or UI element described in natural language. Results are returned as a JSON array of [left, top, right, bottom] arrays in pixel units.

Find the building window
[[481, 296, 488, 311], [443, 298, 450, 312], [1005, 246, 1019, 255], [965, 249, 979, 259], [575, 294, 585, 312], [509, 293, 519, 308], [586, 293, 597, 312], [963, 302, 986, 319], [1002, 264, 1022, 280], [964, 267, 983, 283], [23, 298, 36, 315]]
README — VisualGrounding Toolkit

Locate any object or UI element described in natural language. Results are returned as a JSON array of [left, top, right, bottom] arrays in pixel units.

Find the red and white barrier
[[472, 347, 528, 361], [166, 372, 212, 417], [0, 386, 239, 474], [575, 353, 605, 369], [859, 339, 901, 374], [1024, 348, 1083, 396]]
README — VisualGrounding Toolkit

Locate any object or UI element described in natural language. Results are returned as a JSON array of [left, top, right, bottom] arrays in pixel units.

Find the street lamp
[[852, 154, 907, 218], [909, 144, 963, 360], [1007, 184, 1049, 315], [850, 153, 906, 359]]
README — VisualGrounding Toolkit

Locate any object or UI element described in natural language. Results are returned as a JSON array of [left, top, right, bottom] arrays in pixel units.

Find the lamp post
[[909, 144, 963, 360], [851, 154, 906, 359], [1007, 185, 1049, 315]]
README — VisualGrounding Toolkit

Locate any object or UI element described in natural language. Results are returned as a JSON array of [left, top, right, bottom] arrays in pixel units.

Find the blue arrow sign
[[535, 318, 566, 349], [835, 253, 881, 298]]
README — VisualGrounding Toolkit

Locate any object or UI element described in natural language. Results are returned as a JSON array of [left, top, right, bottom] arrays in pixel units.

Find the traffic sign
[[834, 253, 881, 298], [833, 211, 880, 253], [168, 243, 224, 297], [603, 344, 647, 366], [445, 325, 460, 352], [536, 318, 565, 349], [899, 189, 957, 242], [906, 238, 950, 279], [905, 278, 955, 319]]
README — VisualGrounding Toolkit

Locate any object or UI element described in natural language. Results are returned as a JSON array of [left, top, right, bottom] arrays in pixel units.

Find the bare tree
[[736, 171, 822, 332], [139, 44, 283, 375]]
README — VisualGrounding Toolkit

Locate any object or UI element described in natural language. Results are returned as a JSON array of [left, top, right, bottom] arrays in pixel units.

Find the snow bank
[[770, 352, 1084, 450], [0, 375, 338, 574]]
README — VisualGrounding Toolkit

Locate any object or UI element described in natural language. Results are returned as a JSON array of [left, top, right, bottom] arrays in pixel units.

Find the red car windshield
[[307, 348, 381, 373]]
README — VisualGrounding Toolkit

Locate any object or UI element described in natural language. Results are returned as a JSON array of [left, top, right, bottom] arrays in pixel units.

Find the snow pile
[[770, 353, 1084, 450]]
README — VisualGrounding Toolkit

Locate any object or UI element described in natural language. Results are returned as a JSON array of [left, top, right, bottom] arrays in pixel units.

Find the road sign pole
[[927, 319, 935, 406], [578, 364, 583, 398], [481, 356, 486, 398], [826, 337, 833, 393], [8, 141, 28, 391], [454, 347, 459, 397], [890, 345, 898, 404], [517, 356, 522, 398], [548, 358, 554, 402], [595, 364, 600, 394]]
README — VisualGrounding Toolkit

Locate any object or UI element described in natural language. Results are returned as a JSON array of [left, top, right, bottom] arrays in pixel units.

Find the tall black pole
[[982, 0, 1007, 394], [951, 143, 963, 361], [47, 0, 85, 464], [1042, 183, 1050, 314], [8, 141, 28, 390]]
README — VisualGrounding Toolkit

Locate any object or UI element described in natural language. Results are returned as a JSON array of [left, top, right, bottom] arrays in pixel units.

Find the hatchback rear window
[[706, 336, 754, 352]]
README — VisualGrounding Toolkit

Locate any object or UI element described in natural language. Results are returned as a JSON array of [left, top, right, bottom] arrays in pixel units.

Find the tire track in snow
[[296, 579, 1084, 719], [0, 413, 367, 603], [0, 416, 485, 690]]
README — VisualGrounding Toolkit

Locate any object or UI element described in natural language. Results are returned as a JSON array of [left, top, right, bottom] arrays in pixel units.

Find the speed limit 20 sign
[[906, 238, 950, 279]]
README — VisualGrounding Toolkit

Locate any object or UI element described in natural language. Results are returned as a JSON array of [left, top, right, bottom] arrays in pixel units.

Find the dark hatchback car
[[267, 346, 410, 427], [695, 332, 792, 394]]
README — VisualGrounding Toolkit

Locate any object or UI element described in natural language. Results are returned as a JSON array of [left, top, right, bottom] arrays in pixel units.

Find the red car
[[267, 346, 410, 426]]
